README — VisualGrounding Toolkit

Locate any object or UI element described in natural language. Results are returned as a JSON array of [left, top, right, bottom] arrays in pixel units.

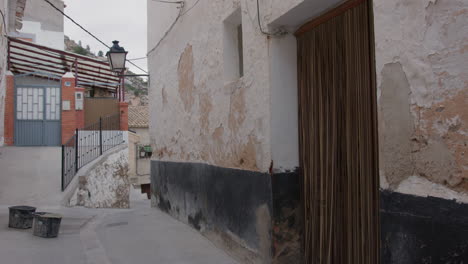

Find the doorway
[[14, 73, 62, 146], [296, 0, 380, 263]]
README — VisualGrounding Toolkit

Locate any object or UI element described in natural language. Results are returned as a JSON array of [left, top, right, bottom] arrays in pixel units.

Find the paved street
[[0, 200, 238, 264], [0, 147, 63, 207]]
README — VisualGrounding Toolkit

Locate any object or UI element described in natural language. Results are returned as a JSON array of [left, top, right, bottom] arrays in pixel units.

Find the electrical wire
[[0, 9, 6, 34], [147, 0, 202, 56], [41, 0, 148, 74], [152, 0, 184, 4], [42, 0, 109, 48], [147, 6, 183, 56], [127, 59, 148, 74], [127, 56, 147, 61], [181, 0, 201, 16], [256, 0, 281, 36]]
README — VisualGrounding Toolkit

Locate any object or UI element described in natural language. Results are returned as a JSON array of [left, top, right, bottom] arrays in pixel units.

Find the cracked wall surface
[[148, 0, 467, 197], [148, 0, 274, 172], [375, 0, 468, 198]]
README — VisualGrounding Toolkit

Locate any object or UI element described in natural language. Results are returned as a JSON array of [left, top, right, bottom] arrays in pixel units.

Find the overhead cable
[[0, 9, 7, 34], [42, 0, 110, 48], [256, 0, 286, 37], [41, 0, 148, 74], [127, 56, 147, 61], [147, 0, 202, 56], [152, 0, 184, 4]]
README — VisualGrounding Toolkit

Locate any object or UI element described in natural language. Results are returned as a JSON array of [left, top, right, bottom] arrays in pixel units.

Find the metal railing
[[61, 114, 124, 191]]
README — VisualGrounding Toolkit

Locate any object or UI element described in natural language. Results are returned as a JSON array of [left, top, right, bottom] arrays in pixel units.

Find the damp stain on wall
[[178, 44, 195, 112]]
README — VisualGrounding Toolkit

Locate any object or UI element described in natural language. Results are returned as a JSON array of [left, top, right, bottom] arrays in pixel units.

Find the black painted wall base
[[151, 161, 275, 262], [381, 190, 468, 264], [271, 171, 302, 263], [151, 161, 302, 263], [151, 161, 468, 264]]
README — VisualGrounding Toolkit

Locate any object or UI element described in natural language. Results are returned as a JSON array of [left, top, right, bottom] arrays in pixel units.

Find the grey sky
[[64, 0, 148, 74]]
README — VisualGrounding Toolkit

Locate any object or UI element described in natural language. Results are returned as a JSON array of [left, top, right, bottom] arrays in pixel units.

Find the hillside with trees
[[64, 36, 148, 105]]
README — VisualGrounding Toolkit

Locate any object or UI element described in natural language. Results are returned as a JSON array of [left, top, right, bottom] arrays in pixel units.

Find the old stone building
[[147, 0, 468, 263]]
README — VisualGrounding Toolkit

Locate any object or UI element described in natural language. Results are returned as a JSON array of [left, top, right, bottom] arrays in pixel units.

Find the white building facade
[[148, 0, 468, 263], [10, 0, 64, 50]]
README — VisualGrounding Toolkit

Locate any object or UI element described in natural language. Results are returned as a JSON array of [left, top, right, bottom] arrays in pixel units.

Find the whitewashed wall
[[147, 0, 468, 199], [18, 20, 64, 50], [148, 0, 281, 172]]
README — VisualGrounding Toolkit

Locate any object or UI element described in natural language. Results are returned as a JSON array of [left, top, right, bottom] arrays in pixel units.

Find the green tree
[[72, 45, 89, 56], [98, 50, 104, 57]]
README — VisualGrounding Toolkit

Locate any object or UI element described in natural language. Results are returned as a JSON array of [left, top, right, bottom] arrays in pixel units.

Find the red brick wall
[[4, 73, 15, 146], [119, 102, 129, 131], [61, 75, 77, 144]]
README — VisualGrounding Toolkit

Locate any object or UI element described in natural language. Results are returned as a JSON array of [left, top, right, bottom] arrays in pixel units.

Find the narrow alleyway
[[0, 147, 62, 207], [0, 200, 239, 264]]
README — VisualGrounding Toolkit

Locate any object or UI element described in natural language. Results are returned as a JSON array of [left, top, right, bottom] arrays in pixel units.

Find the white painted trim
[[62, 72, 75, 78]]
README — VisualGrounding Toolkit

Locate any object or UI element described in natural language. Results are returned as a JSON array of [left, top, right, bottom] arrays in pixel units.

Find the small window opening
[[223, 8, 243, 83], [237, 24, 244, 77]]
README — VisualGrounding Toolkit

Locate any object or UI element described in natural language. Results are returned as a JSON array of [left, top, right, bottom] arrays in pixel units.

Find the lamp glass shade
[[107, 52, 127, 72], [106, 40, 128, 72]]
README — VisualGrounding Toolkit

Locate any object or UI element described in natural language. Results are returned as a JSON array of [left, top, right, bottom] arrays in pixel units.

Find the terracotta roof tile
[[128, 106, 149, 128]]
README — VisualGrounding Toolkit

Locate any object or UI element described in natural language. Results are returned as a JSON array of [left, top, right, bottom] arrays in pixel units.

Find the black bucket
[[32, 212, 62, 238], [8, 206, 37, 229]]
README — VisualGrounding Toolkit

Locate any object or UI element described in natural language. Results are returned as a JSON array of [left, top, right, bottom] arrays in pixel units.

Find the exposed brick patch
[[119, 102, 129, 131], [4, 74, 15, 145]]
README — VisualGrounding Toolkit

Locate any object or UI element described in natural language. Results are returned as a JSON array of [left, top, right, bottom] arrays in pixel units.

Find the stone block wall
[[69, 146, 130, 208]]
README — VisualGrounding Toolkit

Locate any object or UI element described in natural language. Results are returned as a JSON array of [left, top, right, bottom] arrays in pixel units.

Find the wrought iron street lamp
[[106, 41, 149, 77], [106, 40, 128, 73]]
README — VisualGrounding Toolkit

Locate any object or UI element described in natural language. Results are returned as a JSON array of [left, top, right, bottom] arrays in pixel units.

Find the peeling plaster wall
[[374, 0, 468, 199], [147, 0, 292, 172], [147, 0, 350, 173]]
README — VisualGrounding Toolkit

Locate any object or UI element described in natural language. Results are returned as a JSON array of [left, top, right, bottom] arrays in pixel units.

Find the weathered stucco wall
[[148, 0, 468, 195], [374, 0, 468, 198], [148, 0, 297, 172], [147, 0, 353, 173]]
